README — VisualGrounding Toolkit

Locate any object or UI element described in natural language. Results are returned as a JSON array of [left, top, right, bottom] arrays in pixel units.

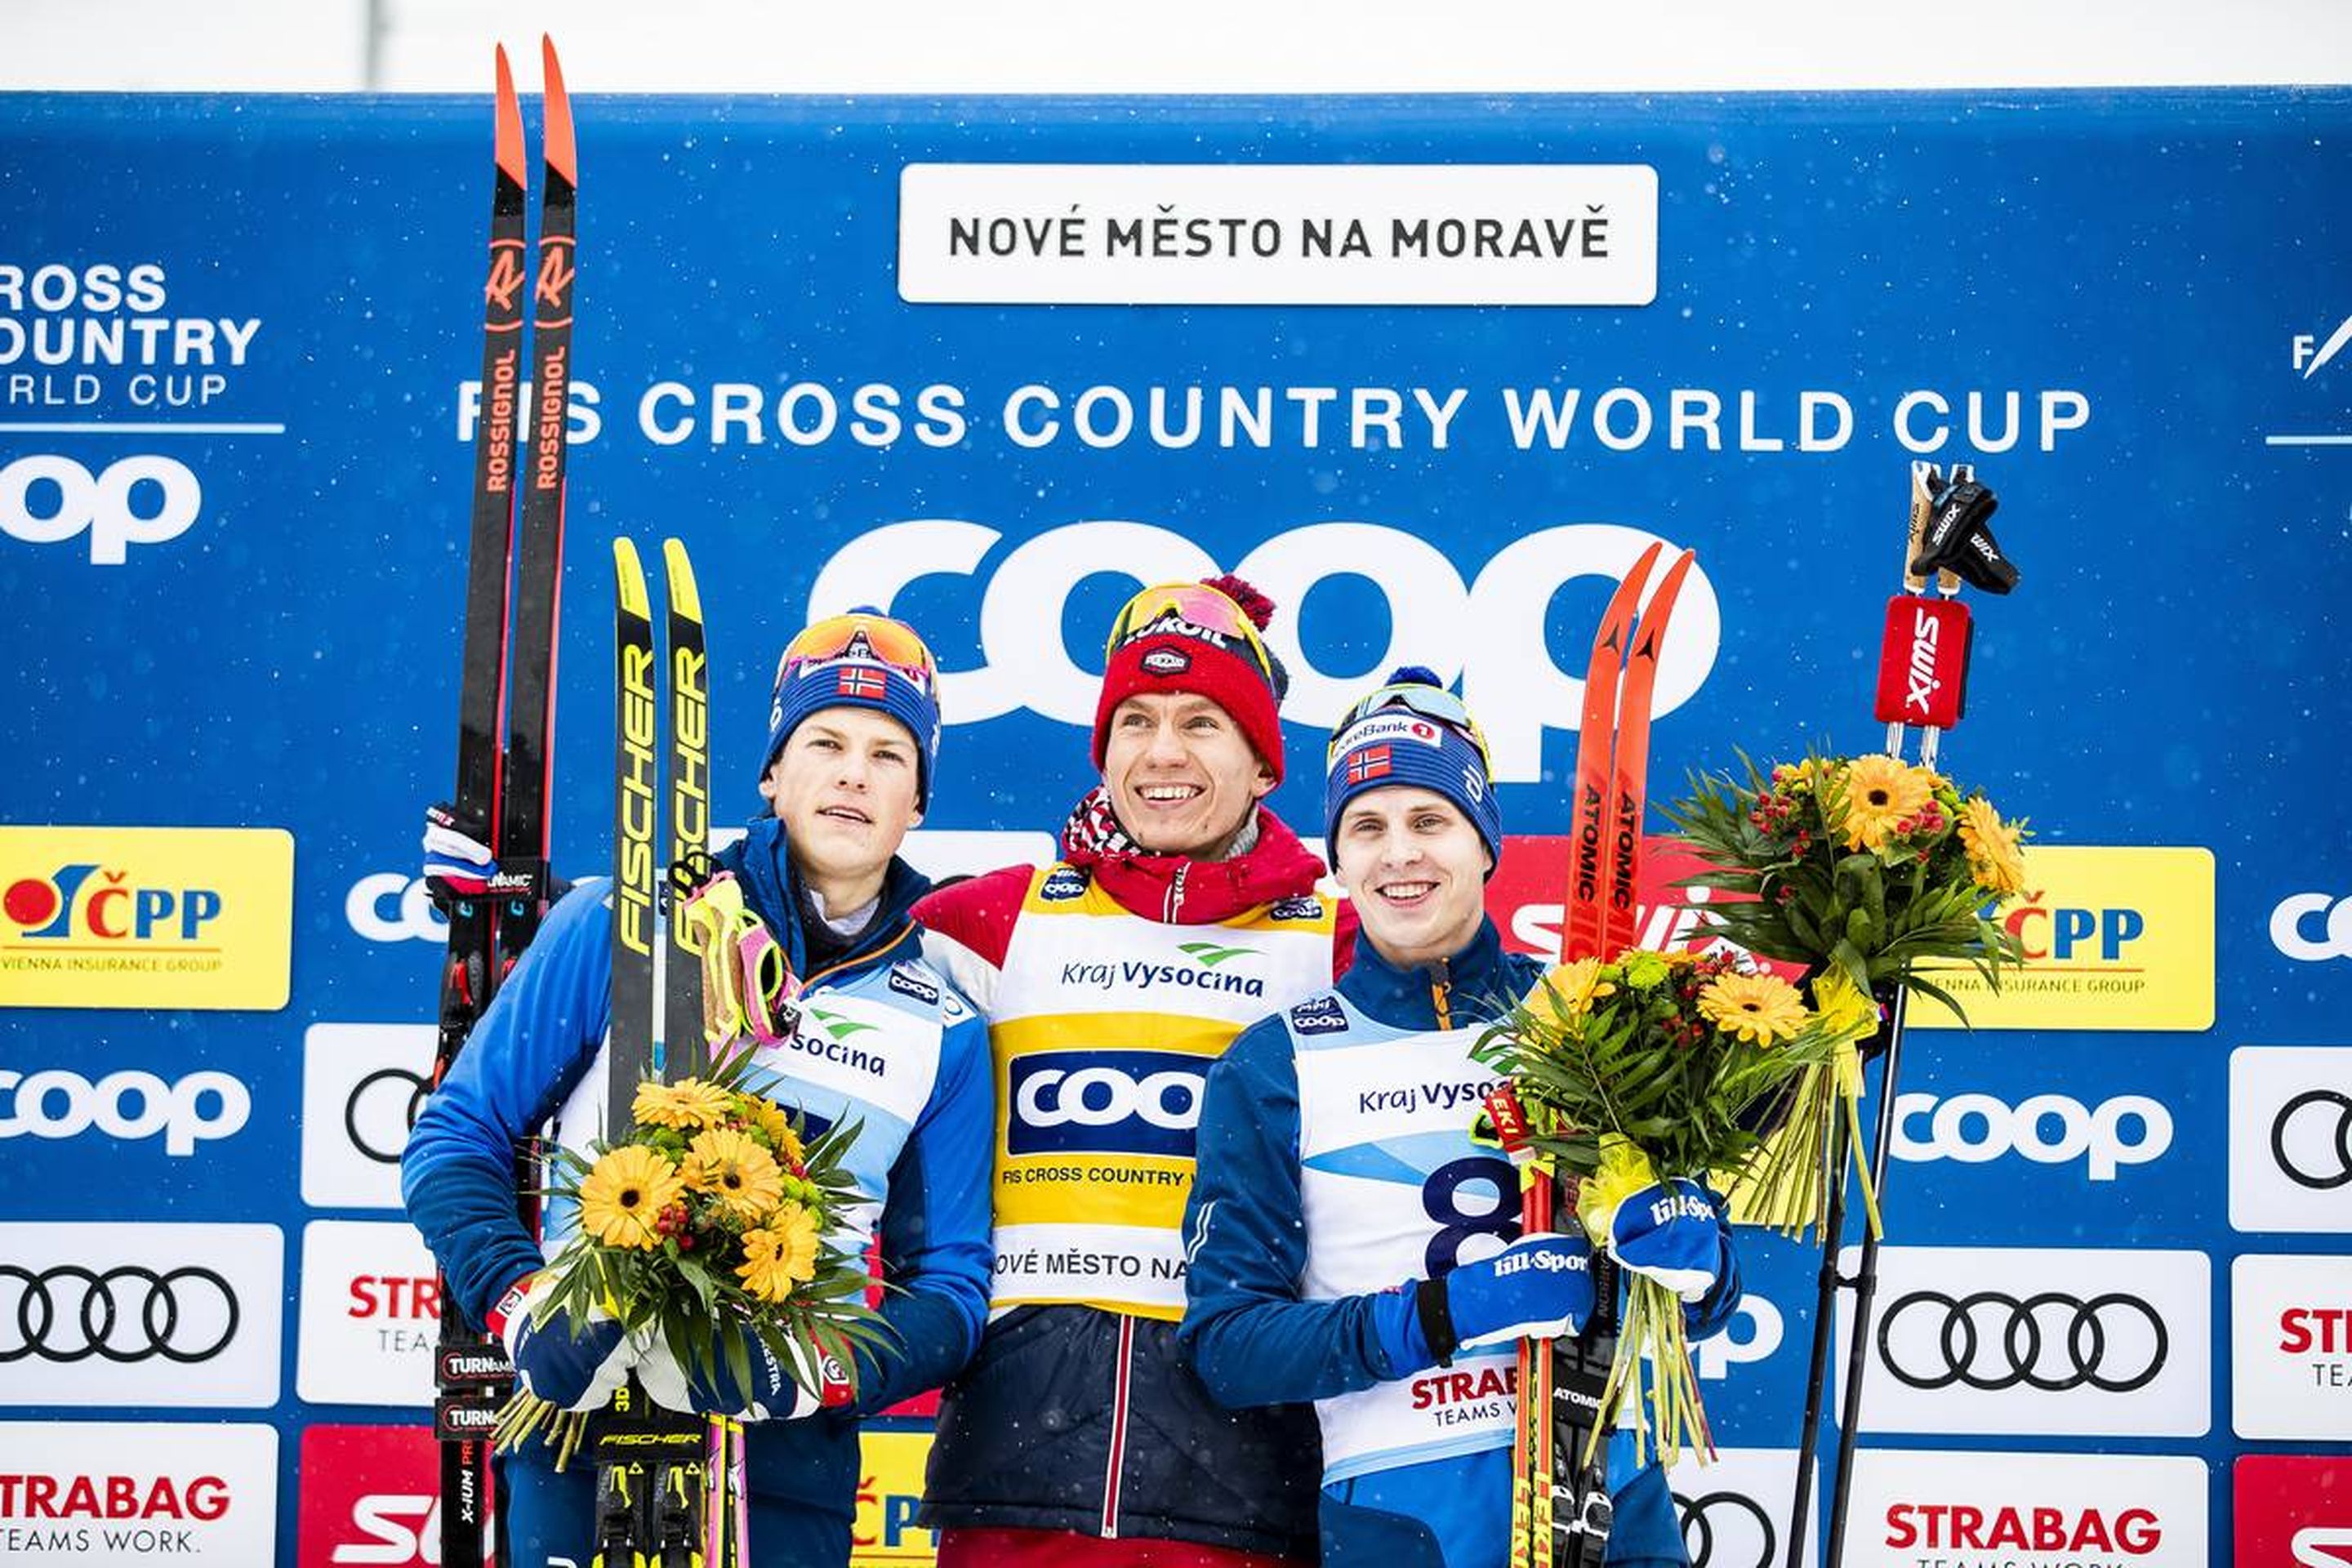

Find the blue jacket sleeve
[[853, 997, 994, 1414], [1177, 1018, 1411, 1409], [400, 881, 613, 1329]]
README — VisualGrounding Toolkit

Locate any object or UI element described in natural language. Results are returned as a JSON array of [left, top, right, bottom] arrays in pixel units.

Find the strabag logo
[[301, 1024, 437, 1209], [0, 1223, 282, 1408], [1911, 845, 2215, 1031], [296, 1221, 439, 1409], [1835, 1245, 2209, 1437], [2228, 1045, 2352, 1234], [1008, 1049, 1204, 1158], [0, 1419, 278, 1566], [2235, 1454, 2352, 1568], [2230, 1254, 2352, 1441], [0, 826, 294, 1011], [1845, 1449, 2205, 1568]]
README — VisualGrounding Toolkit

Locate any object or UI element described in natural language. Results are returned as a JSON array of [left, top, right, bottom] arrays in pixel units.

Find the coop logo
[[2270, 893, 2352, 961], [2294, 314, 2352, 377], [1913, 847, 2212, 1032], [0, 827, 293, 1010], [1008, 1049, 1204, 1158], [809, 519, 1719, 782], [1845, 1245, 2209, 1437], [0, 453, 203, 564], [0, 1067, 250, 1156], [1891, 1091, 2173, 1182], [1694, 1295, 1783, 1381], [345, 874, 446, 943]]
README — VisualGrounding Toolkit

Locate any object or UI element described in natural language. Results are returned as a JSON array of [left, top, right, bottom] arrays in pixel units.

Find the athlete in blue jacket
[[1178, 670, 1741, 1568], [403, 612, 994, 1568]]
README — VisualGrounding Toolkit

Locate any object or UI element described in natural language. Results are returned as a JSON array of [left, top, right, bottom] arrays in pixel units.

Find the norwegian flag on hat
[[1346, 745, 1393, 785], [836, 666, 889, 701]]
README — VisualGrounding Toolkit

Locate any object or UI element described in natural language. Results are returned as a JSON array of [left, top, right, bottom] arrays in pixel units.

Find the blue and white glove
[[1445, 1232, 1597, 1349], [422, 802, 498, 898], [494, 1276, 633, 1412], [1604, 1178, 1726, 1303], [635, 1330, 854, 1422]]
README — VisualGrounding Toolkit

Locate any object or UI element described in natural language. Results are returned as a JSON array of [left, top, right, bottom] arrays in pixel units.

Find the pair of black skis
[[593, 536, 748, 1568], [428, 38, 577, 1568]]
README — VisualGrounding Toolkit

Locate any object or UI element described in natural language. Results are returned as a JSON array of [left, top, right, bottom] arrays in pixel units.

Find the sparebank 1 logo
[[3, 862, 224, 948], [808, 519, 1720, 782]]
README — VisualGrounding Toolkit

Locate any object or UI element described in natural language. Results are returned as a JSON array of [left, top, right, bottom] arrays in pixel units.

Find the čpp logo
[[0, 454, 202, 564], [4, 862, 224, 944], [1008, 1049, 1204, 1159], [2270, 893, 2352, 961], [2002, 890, 2145, 964]]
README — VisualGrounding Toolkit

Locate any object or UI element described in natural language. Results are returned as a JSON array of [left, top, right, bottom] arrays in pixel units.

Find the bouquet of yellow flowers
[[493, 1047, 885, 1465], [1474, 949, 1860, 1465], [1659, 751, 2029, 1238]]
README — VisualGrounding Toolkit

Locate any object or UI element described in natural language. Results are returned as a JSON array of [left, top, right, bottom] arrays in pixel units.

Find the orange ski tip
[[540, 36, 577, 187], [492, 46, 526, 185]]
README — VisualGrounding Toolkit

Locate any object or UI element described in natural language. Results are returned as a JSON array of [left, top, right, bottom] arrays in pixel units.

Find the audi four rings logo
[[1677, 1490, 1776, 1568], [2272, 1089, 2352, 1189], [1877, 1290, 2167, 1392], [345, 1065, 431, 1165], [0, 1263, 239, 1363]]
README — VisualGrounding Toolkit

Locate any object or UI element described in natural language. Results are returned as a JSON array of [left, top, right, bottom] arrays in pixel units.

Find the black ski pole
[[1822, 990, 1909, 1564]]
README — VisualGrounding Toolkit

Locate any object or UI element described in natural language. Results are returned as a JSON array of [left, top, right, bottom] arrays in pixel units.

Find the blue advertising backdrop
[[2, 86, 2349, 1566]]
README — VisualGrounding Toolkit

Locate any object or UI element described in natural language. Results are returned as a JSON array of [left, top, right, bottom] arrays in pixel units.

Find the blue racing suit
[[403, 817, 994, 1567], [1178, 919, 1741, 1568]]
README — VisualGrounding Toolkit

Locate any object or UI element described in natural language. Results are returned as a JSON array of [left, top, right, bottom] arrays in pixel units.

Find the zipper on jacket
[[1430, 958, 1453, 1031], [1165, 861, 1187, 924], [1100, 1314, 1137, 1537]]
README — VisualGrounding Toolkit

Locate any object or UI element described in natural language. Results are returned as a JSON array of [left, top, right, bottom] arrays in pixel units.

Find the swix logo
[[1885, 1503, 2161, 1555], [345, 874, 446, 942], [1906, 607, 1940, 711], [2297, 1529, 2352, 1568], [808, 520, 1718, 782], [332, 1494, 439, 1565], [2293, 314, 2352, 377], [534, 240, 576, 310], [1487, 836, 1787, 973], [0, 453, 203, 564], [1009, 1049, 1203, 1158], [2004, 891, 2145, 964], [2270, 892, 2352, 960], [3, 864, 223, 947]]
